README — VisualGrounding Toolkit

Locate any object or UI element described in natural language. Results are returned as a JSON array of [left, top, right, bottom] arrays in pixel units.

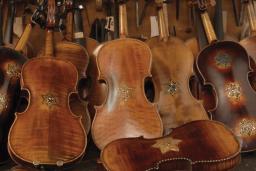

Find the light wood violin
[[91, 0, 163, 150], [146, 0, 209, 135]]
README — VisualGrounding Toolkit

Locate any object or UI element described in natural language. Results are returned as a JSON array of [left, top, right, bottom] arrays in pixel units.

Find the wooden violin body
[[147, 36, 208, 135], [55, 41, 91, 133], [101, 120, 241, 171], [8, 58, 86, 167], [92, 38, 163, 149], [86, 37, 107, 117], [0, 47, 26, 164], [197, 41, 256, 152]]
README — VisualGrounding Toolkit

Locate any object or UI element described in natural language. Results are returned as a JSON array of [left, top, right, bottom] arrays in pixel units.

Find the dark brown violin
[[8, 0, 86, 168], [195, 0, 256, 152], [146, 1, 208, 135], [101, 120, 241, 171], [91, 0, 163, 150]]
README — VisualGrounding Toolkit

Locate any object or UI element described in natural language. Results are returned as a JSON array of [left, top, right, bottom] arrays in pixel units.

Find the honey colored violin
[[91, 0, 163, 150], [101, 120, 241, 171], [8, 0, 86, 168], [146, 1, 208, 135], [195, 0, 256, 152]]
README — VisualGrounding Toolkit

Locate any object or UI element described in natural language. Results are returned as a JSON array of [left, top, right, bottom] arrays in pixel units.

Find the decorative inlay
[[56, 161, 64, 167], [215, 52, 232, 69], [6, 64, 21, 78], [0, 93, 7, 111], [118, 85, 134, 102], [239, 119, 256, 136], [42, 93, 58, 108], [151, 137, 182, 154], [166, 80, 178, 96], [33, 161, 40, 166], [225, 83, 241, 101]]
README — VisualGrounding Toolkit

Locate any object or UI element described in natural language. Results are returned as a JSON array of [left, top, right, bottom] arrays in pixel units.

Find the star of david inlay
[[0, 93, 7, 111], [215, 52, 232, 69], [225, 83, 241, 101], [151, 137, 182, 154], [239, 119, 256, 136], [6, 64, 21, 78], [118, 85, 134, 102], [42, 93, 58, 108], [167, 80, 178, 96]]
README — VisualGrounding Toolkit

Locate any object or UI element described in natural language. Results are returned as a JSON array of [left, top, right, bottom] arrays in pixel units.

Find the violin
[[195, 0, 256, 152], [101, 120, 241, 171], [8, 0, 86, 167], [72, 0, 107, 117], [146, 1, 208, 135], [52, 0, 91, 134], [240, 0, 256, 89], [91, 0, 163, 150]]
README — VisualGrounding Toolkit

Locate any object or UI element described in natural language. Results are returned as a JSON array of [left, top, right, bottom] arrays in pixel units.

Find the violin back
[[92, 38, 163, 149], [8, 58, 86, 167], [147, 37, 209, 134], [101, 120, 241, 171], [197, 41, 256, 151]]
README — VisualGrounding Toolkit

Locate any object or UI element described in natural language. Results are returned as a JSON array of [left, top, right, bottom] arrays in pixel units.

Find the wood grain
[[92, 38, 163, 150], [101, 120, 241, 171], [8, 58, 86, 167]]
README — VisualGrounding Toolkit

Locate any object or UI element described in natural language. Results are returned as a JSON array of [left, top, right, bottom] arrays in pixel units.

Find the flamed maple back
[[8, 0, 86, 167], [101, 120, 241, 171], [92, 38, 163, 150]]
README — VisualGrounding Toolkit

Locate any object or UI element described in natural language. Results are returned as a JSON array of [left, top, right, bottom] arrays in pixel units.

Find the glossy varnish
[[101, 120, 241, 171], [91, 2, 163, 150], [8, 0, 86, 167], [196, 2, 256, 152], [147, 3, 208, 135]]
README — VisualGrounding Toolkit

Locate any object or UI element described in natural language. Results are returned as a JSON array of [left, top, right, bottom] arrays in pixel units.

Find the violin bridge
[[151, 137, 182, 154], [42, 93, 58, 108]]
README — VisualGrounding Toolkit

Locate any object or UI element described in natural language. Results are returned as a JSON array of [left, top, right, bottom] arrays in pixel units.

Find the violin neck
[[113, 0, 119, 39], [14, 23, 32, 52], [157, 4, 169, 42], [194, 7, 208, 50], [246, 1, 256, 36], [74, 5, 86, 46], [65, 11, 74, 42], [4, 0, 15, 44], [119, 3, 128, 38], [200, 11, 217, 44], [213, 0, 224, 40], [45, 0, 56, 56]]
